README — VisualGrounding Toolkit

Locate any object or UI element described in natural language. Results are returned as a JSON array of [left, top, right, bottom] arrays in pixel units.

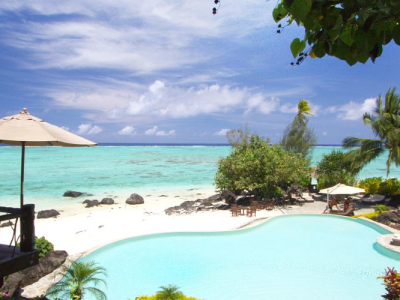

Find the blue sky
[[0, 1, 399, 144]]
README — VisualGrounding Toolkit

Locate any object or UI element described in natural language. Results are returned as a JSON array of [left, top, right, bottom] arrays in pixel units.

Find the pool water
[[78, 215, 399, 300]]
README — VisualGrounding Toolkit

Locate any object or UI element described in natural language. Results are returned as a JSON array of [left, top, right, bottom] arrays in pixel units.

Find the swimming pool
[[77, 215, 400, 300]]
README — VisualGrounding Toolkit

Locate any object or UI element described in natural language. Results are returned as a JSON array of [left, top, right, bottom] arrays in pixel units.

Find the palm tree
[[343, 88, 400, 177], [297, 99, 312, 117], [47, 260, 107, 300], [155, 284, 184, 300]]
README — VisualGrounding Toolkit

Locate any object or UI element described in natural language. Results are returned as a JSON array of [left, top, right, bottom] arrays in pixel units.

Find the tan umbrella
[[0, 108, 96, 208], [319, 183, 365, 213]]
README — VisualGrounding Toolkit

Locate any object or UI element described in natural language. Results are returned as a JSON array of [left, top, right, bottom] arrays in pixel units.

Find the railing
[[0, 204, 35, 252]]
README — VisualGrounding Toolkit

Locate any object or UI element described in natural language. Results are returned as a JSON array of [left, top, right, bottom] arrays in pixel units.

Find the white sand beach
[[0, 188, 375, 256]]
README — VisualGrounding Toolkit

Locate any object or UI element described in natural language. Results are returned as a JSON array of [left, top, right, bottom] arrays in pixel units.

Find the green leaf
[[289, 0, 312, 20], [290, 38, 306, 58], [273, 3, 288, 22], [393, 24, 400, 45], [312, 43, 326, 58], [340, 24, 355, 46]]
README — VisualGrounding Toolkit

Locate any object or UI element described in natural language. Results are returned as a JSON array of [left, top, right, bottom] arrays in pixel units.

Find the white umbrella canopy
[[319, 183, 365, 213], [0, 108, 96, 147], [319, 183, 365, 195], [0, 108, 96, 208]]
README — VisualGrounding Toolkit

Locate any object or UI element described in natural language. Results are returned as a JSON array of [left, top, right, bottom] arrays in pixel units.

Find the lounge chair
[[290, 194, 306, 206], [361, 194, 385, 205], [301, 192, 314, 202], [328, 206, 355, 216]]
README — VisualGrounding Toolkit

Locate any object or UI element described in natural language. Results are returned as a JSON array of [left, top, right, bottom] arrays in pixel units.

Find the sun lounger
[[290, 194, 306, 206], [301, 193, 314, 202], [328, 206, 355, 216], [361, 194, 385, 205]]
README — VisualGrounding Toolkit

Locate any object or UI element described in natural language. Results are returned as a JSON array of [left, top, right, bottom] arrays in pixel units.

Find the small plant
[[0, 292, 11, 299], [135, 285, 201, 300], [375, 205, 389, 214], [47, 260, 107, 300], [379, 267, 400, 299], [35, 236, 54, 258]]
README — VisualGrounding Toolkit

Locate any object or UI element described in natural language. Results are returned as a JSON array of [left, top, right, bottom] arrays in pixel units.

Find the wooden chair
[[266, 200, 275, 210], [247, 205, 257, 217], [250, 200, 259, 210], [230, 204, 239, 217]]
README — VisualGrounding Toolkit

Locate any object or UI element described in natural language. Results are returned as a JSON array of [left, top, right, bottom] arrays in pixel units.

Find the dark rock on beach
[[83, 199, 99, 208], [165, 193, 228, 215], [221, 189, 237, 204], [100, 198, 114, 205], [375, 210, 400, 225], [126, 193, 144, 205], [37, 209, 60, 219], [0, 220, 14, 227], [63, 191, 85, 197], [0, 250, 68, 297]]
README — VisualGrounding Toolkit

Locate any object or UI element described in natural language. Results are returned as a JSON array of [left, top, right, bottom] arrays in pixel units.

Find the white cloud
[[145, 126, 158, 135], [145, 126, 175, 136], [61, 126, 70, 131], [77, 123, 102, 135], [322, 131, 327, 136], [327, 98, 376, 121], [117, 125, 136, 135], [0, 1, 273, 73], [214, 129, 230, 136], [245, 95, 280, 115], [156, 130, 176, 136]]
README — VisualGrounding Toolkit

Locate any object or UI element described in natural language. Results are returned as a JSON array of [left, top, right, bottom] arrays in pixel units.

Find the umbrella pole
[[326, 192, 329, 214], [20, 141, 25, 209]]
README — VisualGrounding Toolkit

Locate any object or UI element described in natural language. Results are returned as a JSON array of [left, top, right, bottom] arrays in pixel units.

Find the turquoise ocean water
[[0, 145, 399, 210]]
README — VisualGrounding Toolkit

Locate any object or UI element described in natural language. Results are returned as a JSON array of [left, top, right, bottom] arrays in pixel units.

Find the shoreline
[[0, 191, 376, 256]]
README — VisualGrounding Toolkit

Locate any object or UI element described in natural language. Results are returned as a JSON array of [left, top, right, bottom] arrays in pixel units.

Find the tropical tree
[[316, 150, 358, 189], [47, 260, 107, 300], [155, 285, 184, 300], [215, 134, 311, 198], [280, 99, 317, 160], [343, 88, 400, 177], [272, 0, 400, 65]]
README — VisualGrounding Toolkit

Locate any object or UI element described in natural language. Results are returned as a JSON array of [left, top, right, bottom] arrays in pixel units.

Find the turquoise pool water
[[77, 215, 400, 300]]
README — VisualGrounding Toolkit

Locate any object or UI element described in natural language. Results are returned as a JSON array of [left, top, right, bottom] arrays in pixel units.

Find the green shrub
[[215, 135, 310, 198], [358, 177, 383, 194], [359, 177, 400, 196], [374, 205, 389, 214], [35, 236, 54, 258], [379, 178, 400, 196]]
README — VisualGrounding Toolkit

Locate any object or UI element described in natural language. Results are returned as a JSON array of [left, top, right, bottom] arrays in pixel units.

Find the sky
[[0, 1, 399, 145]]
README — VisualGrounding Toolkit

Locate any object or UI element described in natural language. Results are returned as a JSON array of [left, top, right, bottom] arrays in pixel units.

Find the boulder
[[206, 194, 222, 202], [83, 199, 99, 208], [0, 220, 13, 227], [235, 196, 252, 206], [375, 211, 400, 225], [221, 189, 236, 204], [126, 194, 144, 205], [100, 198, 114, 205], [0, 250, 68, 297], [63, 191, 84, 197], [37, 209, 60, 219]]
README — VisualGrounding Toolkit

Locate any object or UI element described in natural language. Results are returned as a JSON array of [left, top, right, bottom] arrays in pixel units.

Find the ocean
[[0, 144, 398, 210]]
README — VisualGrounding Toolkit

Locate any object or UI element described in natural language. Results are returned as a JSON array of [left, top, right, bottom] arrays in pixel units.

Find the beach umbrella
[[319, 183, 365, 213], [0, 108, 96, 208]]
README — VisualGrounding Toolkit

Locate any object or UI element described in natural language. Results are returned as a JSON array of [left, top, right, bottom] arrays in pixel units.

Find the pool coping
[[80, 213, 400, 257]]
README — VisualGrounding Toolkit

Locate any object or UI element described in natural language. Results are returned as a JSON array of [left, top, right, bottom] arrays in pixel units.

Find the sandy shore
[[0, 191, 375, 256]]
